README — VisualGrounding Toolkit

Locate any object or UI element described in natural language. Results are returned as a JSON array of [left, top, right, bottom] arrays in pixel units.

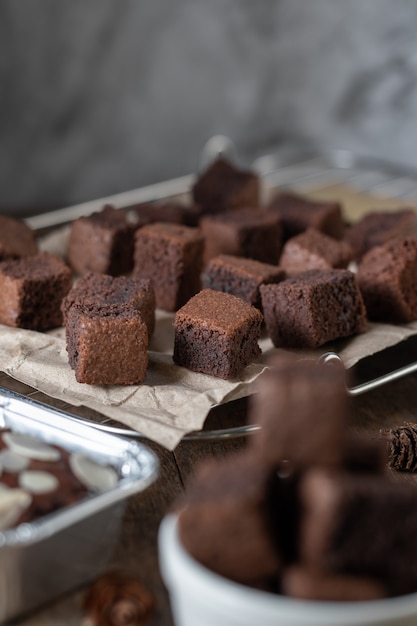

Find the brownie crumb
[[192, 157, 260, 215], [0, 215, 38, 260]]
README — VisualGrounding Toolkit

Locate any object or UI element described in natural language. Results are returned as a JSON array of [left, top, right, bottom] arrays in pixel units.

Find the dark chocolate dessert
[[0, 252, 72, 330], [173, 289, 263, 379]]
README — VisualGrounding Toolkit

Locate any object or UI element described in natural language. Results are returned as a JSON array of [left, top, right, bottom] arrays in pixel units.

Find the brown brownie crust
[[250, 354, 348, 469], [173, 289, 262, 379], [178, 453, 282, 584], [357, 237, 417, 323], [300, 469, 417, 595], [62, 272, 155, 338], [0, 215, 38, 260], [260, 269, 367, 349], [128, 201, 187, 225], [202, 254, 285, 309], [346, 209, 417, 260], [67, 204, 138, 276], [0, 252, 72, 330], [280, 228, 353, 275], [282, 566, 386, 601], [192, 158, 260, 215], [65, 307, 148, 385], [268, 191, 344, 241], [200, 208, 283, 264], [133, 222, 204, 311], [62, 273, 152, 385]]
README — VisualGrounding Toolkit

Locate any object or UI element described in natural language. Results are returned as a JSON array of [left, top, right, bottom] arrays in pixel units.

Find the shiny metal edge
[[25, 173, 194, 231], [26, 145, 417, 232], [0, 387, 159, 545]]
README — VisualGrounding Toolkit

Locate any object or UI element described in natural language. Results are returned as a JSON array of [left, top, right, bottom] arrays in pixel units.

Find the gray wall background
[[2, 0, 417, 214]]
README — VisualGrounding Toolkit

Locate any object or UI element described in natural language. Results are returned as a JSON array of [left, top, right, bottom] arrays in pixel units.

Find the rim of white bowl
[[158, 514, 417, 625]]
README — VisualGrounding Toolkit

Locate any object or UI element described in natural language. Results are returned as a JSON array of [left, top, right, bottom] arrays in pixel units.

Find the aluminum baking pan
[[0, 387, 159, 623]]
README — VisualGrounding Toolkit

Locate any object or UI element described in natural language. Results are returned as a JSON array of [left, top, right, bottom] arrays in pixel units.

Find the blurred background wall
[[1, 0, 417, 215]]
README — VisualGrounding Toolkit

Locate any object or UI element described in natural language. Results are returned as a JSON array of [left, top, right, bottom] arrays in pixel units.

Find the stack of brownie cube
[[177, 352, 417, 600]]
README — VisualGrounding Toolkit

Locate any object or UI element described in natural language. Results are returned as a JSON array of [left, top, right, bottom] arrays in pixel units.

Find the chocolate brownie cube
[[299, 469, 417, 595], [133, 222, 204, 311], [0, 252, 72, 330], [268, 191, 345, 241], [282, 566, 386, 601], [249, 353, 348, 469], [62, 272, 155, 339], [357, 237, 417, 323], [192, 157, 260, 215], [346, 209, 417, 260], [202, 254, 285, 310], [173, 289, 262, 379], [0, 215, 38, 260], [178, 452, 282, 584], [200, 208, 283, 264], [67, 204, 138, 276], [279, 228, 353, 275], [128, 201, 187, 225], [260, 269, 367, 349], [65, 304, 148, 386]]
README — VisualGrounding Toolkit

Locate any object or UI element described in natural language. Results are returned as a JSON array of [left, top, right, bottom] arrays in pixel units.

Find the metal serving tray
[[9, 138, 417, 441], [0, 387, 158, 623]]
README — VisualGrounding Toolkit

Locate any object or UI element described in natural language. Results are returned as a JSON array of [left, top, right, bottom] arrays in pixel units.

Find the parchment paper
[[0, 184, 416, 450]]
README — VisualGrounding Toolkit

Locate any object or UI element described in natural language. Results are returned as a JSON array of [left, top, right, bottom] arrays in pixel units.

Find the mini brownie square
[[200, 208, 283, 264], [65, 306, 148, 385], [249, 353, 348, 469], [268, 191, 344, 241], [0, 215, 38, 260], [202, 254, 285, 310], [0, 252, 72, 330], [67, 204, 138, 276], [173, 289, 262, 379], [178, 453, 283, 584], [192, 157, 260, 215], [62, 272, 155, 339], [133, 222, 204, 312], [260, 269, 367, 349], [127, 201, 187, 225], [357, 237, 417, 323], [281, 566, 385, 602], [346, 209, 417, 260], [300, 469, 417, 596], [279, 228, 353, 275]]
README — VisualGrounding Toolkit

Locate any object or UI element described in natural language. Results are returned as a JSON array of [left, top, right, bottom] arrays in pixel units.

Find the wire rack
[[11, 143, 417, 440]]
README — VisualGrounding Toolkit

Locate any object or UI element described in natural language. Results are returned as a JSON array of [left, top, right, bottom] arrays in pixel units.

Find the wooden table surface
[[4, 338, 417, 626]]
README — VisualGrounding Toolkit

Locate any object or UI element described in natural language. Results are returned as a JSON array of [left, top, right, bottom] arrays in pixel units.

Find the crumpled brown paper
[[0, 184, 416, 450], [1, 315, 417, 449], [0, 320, 269, 449]]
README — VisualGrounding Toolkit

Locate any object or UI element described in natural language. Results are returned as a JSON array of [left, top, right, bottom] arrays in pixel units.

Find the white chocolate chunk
[[19, 471, 59, 494], [3, 432, 61, 462], [0, 488, 32, 530], [0, 449, 29, 473], [70, 453, 118, 492]]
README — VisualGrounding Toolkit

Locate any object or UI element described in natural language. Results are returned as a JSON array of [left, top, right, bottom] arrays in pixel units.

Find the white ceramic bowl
[[159, 514, 417, 626]]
